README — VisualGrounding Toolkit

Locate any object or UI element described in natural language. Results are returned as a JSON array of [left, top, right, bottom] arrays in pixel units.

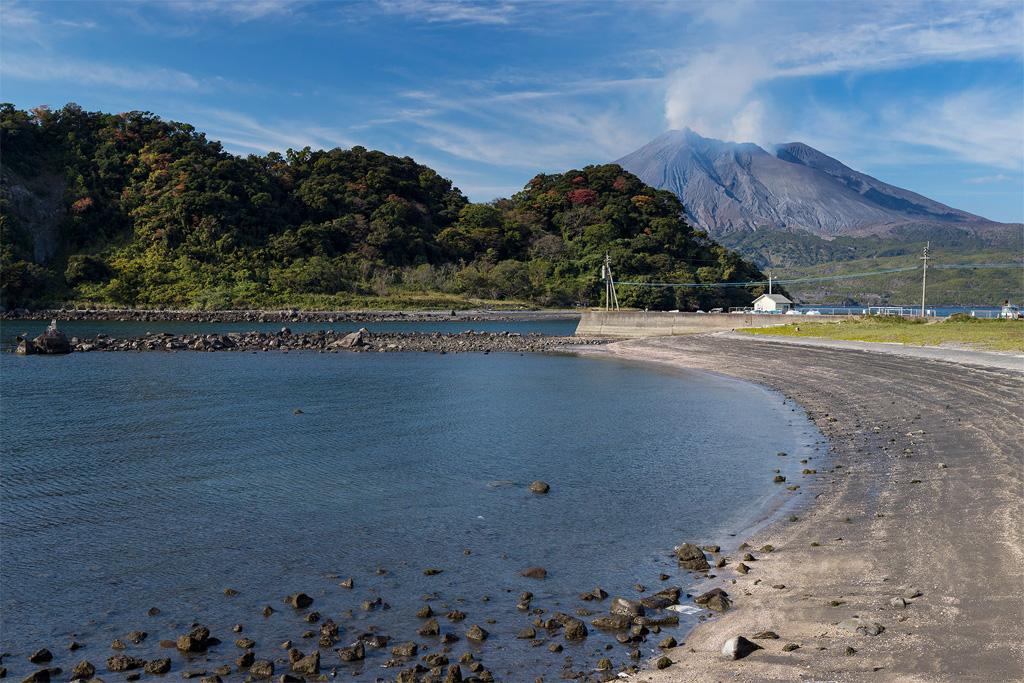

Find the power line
[[614, 262, 1021, 290]]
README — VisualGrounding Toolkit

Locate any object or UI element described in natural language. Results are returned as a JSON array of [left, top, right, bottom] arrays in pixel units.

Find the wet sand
[[578, 333, 1023, 682]]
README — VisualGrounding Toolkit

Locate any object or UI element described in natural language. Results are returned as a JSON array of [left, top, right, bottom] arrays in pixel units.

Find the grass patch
[[742, 315, 1024, 353]]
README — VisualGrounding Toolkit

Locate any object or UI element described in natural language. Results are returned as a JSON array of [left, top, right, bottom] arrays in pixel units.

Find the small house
[[752, 293, 793, 313]]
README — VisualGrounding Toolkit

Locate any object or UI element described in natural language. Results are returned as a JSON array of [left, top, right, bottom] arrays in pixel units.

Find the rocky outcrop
[[15, 321, 70, 355]]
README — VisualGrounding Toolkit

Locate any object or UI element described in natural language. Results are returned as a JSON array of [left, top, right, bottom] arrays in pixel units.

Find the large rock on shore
[[675, 543, 710, 571], [721, 636, 762, 660]]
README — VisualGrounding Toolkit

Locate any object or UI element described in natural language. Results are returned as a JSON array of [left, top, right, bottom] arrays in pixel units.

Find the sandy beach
[[579, 332, 1024, 682]]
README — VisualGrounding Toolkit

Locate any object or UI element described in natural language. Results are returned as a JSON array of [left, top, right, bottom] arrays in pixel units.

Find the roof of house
[[753, 293, 793, 304]]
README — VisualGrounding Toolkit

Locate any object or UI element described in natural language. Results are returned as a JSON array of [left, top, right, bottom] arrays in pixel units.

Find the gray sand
[[578, 334, 1023, 682]]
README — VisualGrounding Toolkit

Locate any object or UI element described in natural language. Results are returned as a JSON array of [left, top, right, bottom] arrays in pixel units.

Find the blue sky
[[2, 0, 1022, 222]]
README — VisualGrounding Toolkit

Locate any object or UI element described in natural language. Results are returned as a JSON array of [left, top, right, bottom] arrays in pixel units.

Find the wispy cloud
[[188, 108, 354, 154], [376, 0, 516, 25], [884, 89, 1024, 170], [162, 0, 305, 22], [966, 174, 1015, 185], [1, 54, 203, 91], [663, 0, 1024, 147]]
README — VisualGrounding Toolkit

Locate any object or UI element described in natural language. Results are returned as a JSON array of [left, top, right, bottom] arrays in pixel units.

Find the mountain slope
[[616, 129, 1010, 239]]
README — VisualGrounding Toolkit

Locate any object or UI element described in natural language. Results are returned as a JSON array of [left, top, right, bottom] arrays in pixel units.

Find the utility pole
[[919, 241, 930, 317], [601, 254, 619, 311], [768, 271, 773, 295]]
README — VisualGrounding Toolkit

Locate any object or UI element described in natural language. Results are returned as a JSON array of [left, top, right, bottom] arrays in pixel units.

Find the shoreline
[[577, 334, 1024, 681]]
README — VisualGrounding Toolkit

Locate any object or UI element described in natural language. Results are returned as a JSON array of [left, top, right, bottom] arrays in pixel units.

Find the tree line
[[1, 103, 770, 310]]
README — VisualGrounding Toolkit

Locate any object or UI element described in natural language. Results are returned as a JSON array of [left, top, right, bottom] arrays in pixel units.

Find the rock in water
[[465, 625, 489, 642], [528, 481, 550, 494], [562, 618, 588, 641], [337, 641, 365, 662], [25, 321, 71, 355], [107, 655, 145, 671], [610, 597, 644, 617], [675, 543, 710, 571], [248, 660, 274, 678], [721, 635, 762, 660], [285, 593, 313, 609], [520, 566, 547, 579], [290, 651, 319, 675], [71, 660, 96, 679], [144, 658, 171, 674]]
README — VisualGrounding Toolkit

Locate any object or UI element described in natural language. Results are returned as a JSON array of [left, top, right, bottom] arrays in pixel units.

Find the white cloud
[[664, 50, 774, 143], [377, 0, 515, 25], [163, 0, 304, 21], [966, 174, 1015, 185], [188, 108, 354, 154], [885, 89, 1024, 170], [1, 54, 202, 91], [663, 0, 1024, 148]]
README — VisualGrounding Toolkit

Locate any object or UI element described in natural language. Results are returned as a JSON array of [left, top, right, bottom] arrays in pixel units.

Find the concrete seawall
[[575, 310, 854, 337]]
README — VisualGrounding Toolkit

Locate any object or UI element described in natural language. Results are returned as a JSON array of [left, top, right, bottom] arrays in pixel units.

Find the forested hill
[[1, 104, 769, 311]]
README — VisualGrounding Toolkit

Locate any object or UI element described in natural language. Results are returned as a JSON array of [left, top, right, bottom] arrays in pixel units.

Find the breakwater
[[62, 329, 603, 353], [2, 308, 577, 324]]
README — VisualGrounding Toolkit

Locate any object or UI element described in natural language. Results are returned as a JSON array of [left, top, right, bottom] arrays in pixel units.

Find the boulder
[[519, 566, 547, 579], [562, 618, 588, 641], [655, 656, 673, 669], [391, 642, 418, 657], [176, 625, 210, 653], [641, 586, 680, 609], [528, 481, 550, 494], [333, 329, 369, 349], [28, 650, 52, 665], [444, 664, 463, 683], [144, 658, 171, 674], [290, 651, 319, 675], [465, 625, 488, 642], [838, 618, 885, 636], [417, 618, 440, 637], [248, 660, 274, 678], [336, 641, 364, 662], [106, 655, 144, 672], [285, 593, 313, 609], [610, 597, 644, 618], [721, 636, 762, 660], [675, 543, 710, 571], [591, 614, 632, 630], [30, 322, 72, 355], [70, 661, 95, 679]]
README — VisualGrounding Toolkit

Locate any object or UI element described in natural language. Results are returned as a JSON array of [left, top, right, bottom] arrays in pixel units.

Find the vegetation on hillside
[[1, 103, 769, 310], [743, 315, 1024, 353], [767, 250, 1022, 306], [719, 229, 1022, 306]]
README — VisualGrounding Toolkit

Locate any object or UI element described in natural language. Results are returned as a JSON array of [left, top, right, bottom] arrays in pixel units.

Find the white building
[[752, 293, 793, 313]]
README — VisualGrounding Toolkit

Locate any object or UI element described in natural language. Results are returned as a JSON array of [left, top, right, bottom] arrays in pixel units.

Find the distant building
[[752, 293, 793, 313]]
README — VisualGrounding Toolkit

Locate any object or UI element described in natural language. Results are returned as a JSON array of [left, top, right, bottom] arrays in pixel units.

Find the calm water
[[1, 351, 821, 680], [0, 318, 580, 348]]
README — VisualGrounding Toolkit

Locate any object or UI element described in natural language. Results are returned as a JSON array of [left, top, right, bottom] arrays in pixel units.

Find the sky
[[2, 0, 1023, 222]]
